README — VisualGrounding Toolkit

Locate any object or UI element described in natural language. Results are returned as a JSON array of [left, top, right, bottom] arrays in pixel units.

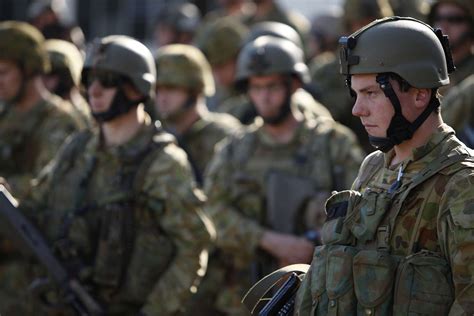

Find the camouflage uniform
[[442, 74, 474, 147], [295, 17, 474, 315], [0, 21, 81, 315], [204, 115, 364, 315], [22, 35, 212, 316], [24, 118, 211, 316], [204, 36, 364, 315], [154, 44, 242, 185]]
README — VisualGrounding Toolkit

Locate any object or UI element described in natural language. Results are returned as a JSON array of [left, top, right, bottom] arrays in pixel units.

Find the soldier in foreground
[[204, 36, 364, 315], [0, 20, 81, 315], [295, 17, 474, 315], [21, 35, 212, 315], [154, 44, 241, 186]]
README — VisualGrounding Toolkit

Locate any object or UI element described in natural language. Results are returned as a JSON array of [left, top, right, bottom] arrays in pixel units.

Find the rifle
[[0, 185, 104, 316]]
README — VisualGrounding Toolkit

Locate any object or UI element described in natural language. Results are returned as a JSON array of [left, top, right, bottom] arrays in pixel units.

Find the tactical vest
[[43, 127, 175, 304], [298, 147, 474, 316]]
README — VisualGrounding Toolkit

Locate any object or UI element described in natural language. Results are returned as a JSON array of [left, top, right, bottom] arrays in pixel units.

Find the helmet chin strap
[[368, 74, 439, 152], [91, 87, 146, 123]]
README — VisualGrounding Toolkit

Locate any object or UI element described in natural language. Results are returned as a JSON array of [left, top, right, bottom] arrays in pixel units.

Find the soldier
[[44, 38, 92, 128], [295, 17, 474, 315], [154, 43, 242, 186], [214, 22, 333, 125], [204, 36, 364, 315], [428, 0, 474, 93], [0, 21, 81, 315], [310, 0, 394, 153], [21, 35, 212, 315], [153, 2, 201, 48], [441, 74, 474, 147], [242, 0, 311, 56], [196, 16, 249, 112]]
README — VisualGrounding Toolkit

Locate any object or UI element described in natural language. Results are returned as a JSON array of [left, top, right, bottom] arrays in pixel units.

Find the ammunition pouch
[[393, 250, 454, 315], [321, 190, 361, 245]]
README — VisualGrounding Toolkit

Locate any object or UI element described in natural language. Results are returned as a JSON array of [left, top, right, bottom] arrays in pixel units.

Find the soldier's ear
[[291, 77, 302, 94], [414, 88, 432, 110]]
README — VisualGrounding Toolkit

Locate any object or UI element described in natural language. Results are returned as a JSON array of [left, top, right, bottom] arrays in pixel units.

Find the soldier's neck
[[263, 112, 302, 144], [391, 113, 443, 166], [166, 103, 201, 136], [254, 0, 273, 17], [14, 77, 45, 112], [101, 105, 145, 147]]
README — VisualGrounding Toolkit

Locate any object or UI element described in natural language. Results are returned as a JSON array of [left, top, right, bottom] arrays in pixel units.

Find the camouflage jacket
[[23, 119, 212, 316], [442, 74, 474, 147], [217, 88, 333, 125], [0, 95, 81, 199], [165, 110, 241, 186], [295, 124, 474, 315], [204, 116, 364, 312]]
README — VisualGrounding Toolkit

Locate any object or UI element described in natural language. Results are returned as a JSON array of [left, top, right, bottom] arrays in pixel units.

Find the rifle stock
[[0, 185, 104, 316]]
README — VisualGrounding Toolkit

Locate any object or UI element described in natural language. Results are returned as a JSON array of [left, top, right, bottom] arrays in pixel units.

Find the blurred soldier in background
[[310, 0, 394, 153], [308, 8, 344, 61], [153, 2, 201, 48], [442, 74, 474, 147], [242, 0, 311, 56], [21, 34, 213, 315], [154, 43, 241, 186], [201, 0, 256, 23], [28, 0, 85, 51], [44, 39, 92, 128], [196, 16, 249, 111], [212, 21, 333, 124], [388, 0, 430, 21], [0, 21, 81, 315], [428, 0, 474, 93], [204, 35, 364, 315]]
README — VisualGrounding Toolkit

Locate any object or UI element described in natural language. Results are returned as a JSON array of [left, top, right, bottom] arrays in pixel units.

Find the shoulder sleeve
[[141, 142, 213, 315], [438, 168, 474, 315]]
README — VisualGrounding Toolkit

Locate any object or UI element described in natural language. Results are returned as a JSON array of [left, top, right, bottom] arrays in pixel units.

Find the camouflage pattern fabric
[[0, 94, 81, 199], [21, 118, 212, 316], [442, 74, 474, 147], [204, 116, 364, 315], [162, 108, 241, 186], [295, 124, 474, 315], [217, 88, 333, 125], [0, 94, 80, 315]]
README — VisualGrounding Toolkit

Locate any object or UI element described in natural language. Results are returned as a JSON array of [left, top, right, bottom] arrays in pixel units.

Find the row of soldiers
[[0, 0, 473, 315]]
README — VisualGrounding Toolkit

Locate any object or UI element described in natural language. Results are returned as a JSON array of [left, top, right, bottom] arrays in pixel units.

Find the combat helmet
[[235, 36, 310, 90], [155, 3, 201, 34], [339, 16, 455, 151], [82, 35, 156, 122], [245, 21, 304, 50], [0, 21, 50, 77], [155, 44, 215, 96], [196, 17, 249, 66], [45, 39, 83, 87], [82, 35, 156, 98]]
